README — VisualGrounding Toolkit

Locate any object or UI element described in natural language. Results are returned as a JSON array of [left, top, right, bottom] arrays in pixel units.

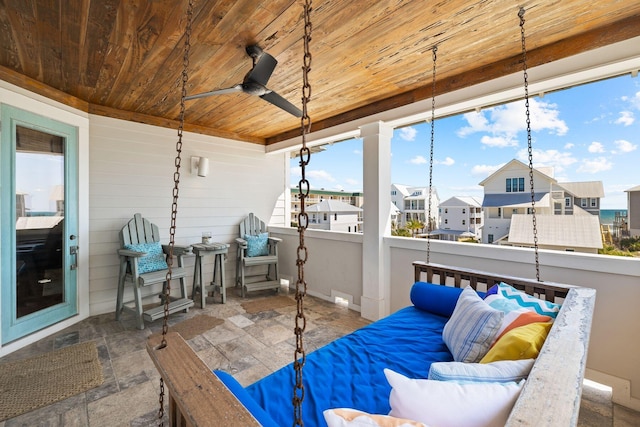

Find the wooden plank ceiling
[[1, 0, 639, 145]]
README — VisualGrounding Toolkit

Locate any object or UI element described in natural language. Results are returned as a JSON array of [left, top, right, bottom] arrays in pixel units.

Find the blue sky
[[291, 74, 639, 209]]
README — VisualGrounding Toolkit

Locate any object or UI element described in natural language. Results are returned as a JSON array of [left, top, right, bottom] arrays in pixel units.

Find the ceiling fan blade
[[246, 51, 277, 86], [260, 90, 302, 117], [185, 85, 242, 100]]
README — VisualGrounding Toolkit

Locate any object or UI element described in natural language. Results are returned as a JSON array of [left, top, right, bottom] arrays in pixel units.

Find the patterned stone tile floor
[[0, 284, 638, 426]]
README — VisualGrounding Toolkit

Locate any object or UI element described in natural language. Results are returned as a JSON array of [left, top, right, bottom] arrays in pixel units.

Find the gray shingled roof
[[559, 181, 605, 198], [507, 214, 602, 249], [306, 199, 362, 213], [482, 193, 549, 208]]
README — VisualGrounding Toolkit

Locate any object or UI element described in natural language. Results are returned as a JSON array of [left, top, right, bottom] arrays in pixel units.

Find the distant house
[[434, 196, 483, 241], [390, 183, 439, 230], [626, 185, 640, 237], [306, 200, 362, 232], [290, 188, 363, 227], [479, 159, 604, 251]]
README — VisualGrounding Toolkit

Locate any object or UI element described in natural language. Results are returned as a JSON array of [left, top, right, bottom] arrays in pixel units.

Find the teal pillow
[[486, 282, 561, 318], [245, 233, 269, 257], [124, 242, 168, 274]]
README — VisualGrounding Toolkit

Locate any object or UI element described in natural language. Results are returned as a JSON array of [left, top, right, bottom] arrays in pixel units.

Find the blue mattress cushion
[[246, 304, 453, 427]]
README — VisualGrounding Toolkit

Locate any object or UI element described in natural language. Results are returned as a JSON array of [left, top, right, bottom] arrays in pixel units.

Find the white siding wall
[[88, 115, 288, 315]]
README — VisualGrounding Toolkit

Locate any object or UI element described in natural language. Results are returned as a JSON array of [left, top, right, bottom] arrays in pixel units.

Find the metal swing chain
[[519, 7, 541, 282], [426, 46, 437, 263], [293, 1, 312, 425], [157, 0, 194, 423]]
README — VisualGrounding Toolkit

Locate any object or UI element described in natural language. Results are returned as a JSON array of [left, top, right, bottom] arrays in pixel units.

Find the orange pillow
[[480, 321, 552, 363], [492, 311, 552, 344]]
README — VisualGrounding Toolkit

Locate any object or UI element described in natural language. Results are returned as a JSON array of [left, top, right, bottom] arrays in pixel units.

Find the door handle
[[70, 245, 79, 270]]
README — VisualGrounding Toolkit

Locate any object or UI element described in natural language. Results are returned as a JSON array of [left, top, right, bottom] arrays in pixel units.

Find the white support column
[[360, 121, 393, 321]]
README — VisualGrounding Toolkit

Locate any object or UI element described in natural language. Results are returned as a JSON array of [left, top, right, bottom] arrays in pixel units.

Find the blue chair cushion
[[124, 242, 168, 274], [244, 233, 269, 257]]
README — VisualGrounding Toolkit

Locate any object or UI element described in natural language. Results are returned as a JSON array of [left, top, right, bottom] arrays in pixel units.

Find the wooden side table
[[191, 243, 229, 307]]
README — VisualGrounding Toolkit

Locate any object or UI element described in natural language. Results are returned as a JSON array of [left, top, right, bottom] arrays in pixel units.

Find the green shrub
[[599, 245, 635, 257], [620, 237, 640, 252]]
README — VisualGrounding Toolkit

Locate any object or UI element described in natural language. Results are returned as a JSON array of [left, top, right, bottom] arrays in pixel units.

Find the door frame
[[1, 105, 80, 343], [0, 85, 90, 355]]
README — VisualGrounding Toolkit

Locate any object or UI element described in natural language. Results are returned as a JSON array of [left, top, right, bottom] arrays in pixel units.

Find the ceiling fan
[[185, 45, 302, 117]]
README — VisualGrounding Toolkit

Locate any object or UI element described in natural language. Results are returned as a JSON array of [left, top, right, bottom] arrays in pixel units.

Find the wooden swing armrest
[[118, 249, 146, 258], [147, 332, 260, 426], [267, 236, 282, 245], [235, 237, 248, 248]]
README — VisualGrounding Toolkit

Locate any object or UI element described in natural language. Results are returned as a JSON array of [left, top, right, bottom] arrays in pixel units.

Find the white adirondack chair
[[235, 213, 281, 297], [115, 213, 194, 329]]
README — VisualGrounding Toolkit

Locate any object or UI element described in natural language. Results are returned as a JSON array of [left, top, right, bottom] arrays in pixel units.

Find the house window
[[444, 219, 448, 224], [444, 208, 448, 214], [334, 213, 338, 220], [462, 208, 466, 214], [498, 208, 502, 217], [565, 197, 571, 207], [323, 213, 328, 221], [591, 198, 597, 208], [581, 198, 587, 207], [488, 234, 494, 244], [507, 177, 525, 192], [391, 190, 397, 195], [512, 208, 518, 214], [462, 219, 466, 225]]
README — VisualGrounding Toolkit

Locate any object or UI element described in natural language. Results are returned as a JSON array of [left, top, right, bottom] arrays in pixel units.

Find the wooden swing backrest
[[120, 213, 161, 246]]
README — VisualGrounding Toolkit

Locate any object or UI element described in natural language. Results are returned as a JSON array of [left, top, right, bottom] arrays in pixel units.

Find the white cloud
[[307, 170, 336, 182], [409, 155, 427, 165], [588, 141, 605, 153], [471, 163, 504, 177], [480, 135, 517, 148], [615, 111, 634, 126], [614, 139, 637, 153], [345, 178, 360, 186], [564, 143, 574, 149], [516, 148, 577, 174], [353, 149, 362, 155], [631, 91, 640, 110], [577, 157, 613, 174], [291, 166, 301, 177], [434, 156, 455, 166], [399, 126, 417, 141], [457, 98, 568, 147]]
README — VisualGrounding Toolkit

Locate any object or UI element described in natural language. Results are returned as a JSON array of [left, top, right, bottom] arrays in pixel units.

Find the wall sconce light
[[191, 156, 210, 177]]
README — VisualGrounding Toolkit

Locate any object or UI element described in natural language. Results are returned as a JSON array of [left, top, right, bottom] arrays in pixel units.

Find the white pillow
[[384, 368, 524, 427], [442, 286, 504, 362], [324, 408, 429, 427], [428, 359, 534, 382]]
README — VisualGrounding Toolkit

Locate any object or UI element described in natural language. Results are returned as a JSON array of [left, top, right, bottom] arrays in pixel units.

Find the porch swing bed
[[208, 262, 595, 427]]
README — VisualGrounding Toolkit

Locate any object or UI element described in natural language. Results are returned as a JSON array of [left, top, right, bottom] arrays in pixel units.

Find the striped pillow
[[486, 283, 561, 318], [442, 286, 504, 363], [428, 359, 534, 383]]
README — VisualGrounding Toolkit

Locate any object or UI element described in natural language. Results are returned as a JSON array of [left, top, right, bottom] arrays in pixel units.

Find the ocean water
[[600, 209, 627, 225]]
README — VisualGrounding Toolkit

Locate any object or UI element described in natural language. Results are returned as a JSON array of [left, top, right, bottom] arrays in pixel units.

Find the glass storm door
[[1, 105, 78, 344]]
